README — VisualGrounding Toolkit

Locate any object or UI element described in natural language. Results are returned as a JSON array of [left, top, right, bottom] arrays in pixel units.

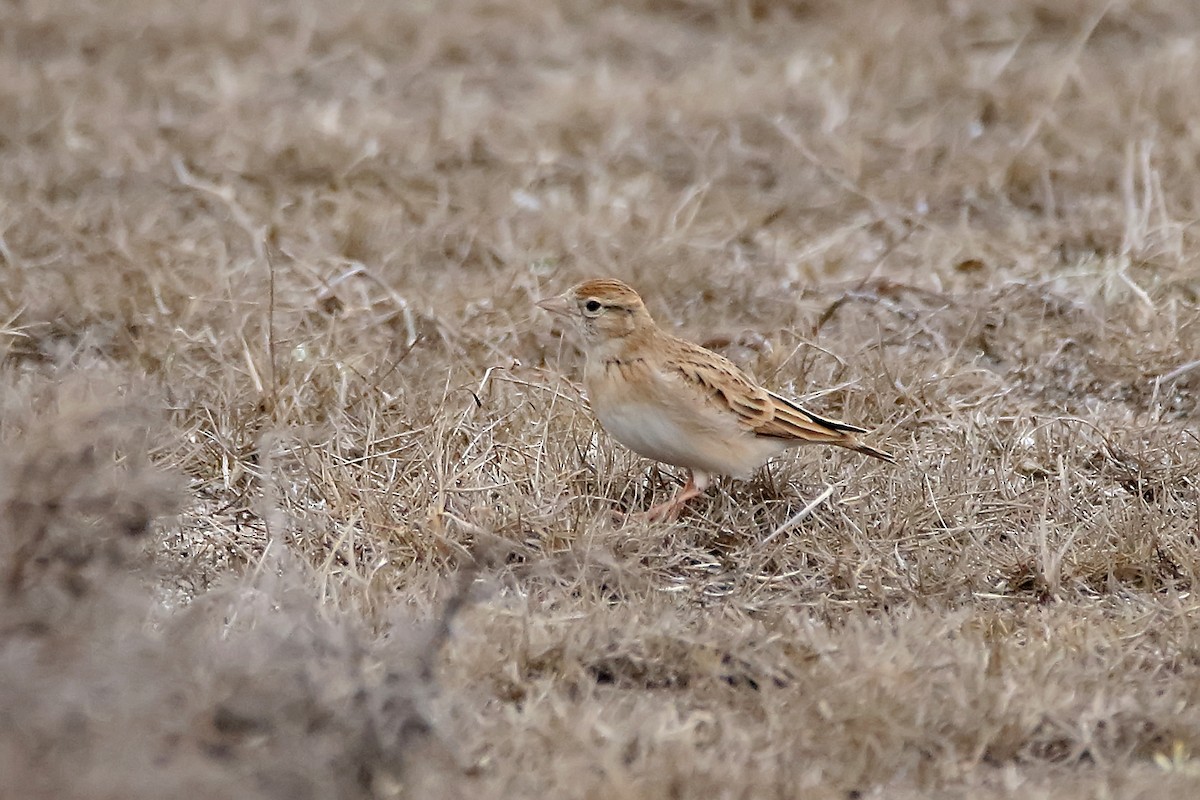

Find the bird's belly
[[593, 401, 781, 478]]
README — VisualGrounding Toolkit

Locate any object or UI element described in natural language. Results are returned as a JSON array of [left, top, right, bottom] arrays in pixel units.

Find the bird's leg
[[632, 470, 707, 523]]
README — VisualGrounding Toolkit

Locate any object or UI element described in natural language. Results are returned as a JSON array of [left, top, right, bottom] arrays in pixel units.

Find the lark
[[538, 279, 894, 521]]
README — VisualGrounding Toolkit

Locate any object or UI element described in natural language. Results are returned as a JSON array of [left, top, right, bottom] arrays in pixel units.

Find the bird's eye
[[584, 299, 602, 313]]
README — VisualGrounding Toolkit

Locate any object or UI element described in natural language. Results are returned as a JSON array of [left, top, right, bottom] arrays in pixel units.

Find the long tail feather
[[764, 391, 895, 463], [767, 391, 867, 434], [844, 436, 896, 463]]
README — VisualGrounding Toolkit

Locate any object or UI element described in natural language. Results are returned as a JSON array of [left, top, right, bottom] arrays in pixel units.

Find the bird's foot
[[614, 473, 704, 524], [614, 498, 685, 524]]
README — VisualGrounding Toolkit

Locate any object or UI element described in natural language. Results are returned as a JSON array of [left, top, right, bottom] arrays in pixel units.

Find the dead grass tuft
[[0, 381, 469, 799], [2, 0, 1200, 796]]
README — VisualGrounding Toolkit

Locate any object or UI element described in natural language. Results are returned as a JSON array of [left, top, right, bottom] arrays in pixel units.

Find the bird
[[537, 278, 894, 522]]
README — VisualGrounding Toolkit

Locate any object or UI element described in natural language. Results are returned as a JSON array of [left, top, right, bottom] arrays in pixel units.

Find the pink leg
[[628, 470, 710, 523]]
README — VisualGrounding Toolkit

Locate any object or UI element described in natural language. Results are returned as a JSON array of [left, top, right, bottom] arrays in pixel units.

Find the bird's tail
[[844, 436, 896, 464], [765, 391, 896, 463]]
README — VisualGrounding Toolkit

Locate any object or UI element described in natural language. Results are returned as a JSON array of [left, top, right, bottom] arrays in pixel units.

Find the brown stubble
[[2, 0, 1200, 798]]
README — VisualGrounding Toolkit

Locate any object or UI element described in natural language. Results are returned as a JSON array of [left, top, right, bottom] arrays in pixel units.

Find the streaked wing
[[761, 390, 867, 438], [665, 339, 863, 444]]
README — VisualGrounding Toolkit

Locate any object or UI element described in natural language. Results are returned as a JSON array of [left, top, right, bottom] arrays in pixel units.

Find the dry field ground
[[3, 0, 1200, 797]]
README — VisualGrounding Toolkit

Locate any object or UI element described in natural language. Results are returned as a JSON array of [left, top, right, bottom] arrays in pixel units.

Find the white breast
[[595, 400, 704, 469], [591, 397, 788, 479]]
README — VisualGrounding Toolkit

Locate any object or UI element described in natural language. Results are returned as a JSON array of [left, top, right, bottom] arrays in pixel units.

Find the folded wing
[[668, 340, 895, 463]]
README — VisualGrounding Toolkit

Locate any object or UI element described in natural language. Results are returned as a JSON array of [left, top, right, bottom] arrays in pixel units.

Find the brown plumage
[[538, 278, 894, 521]]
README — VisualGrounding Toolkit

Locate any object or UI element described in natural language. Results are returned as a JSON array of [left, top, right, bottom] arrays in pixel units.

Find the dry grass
[[2, 0, 1200, 796]]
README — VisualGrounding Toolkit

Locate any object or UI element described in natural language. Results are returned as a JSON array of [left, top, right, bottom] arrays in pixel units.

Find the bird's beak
[[536, 294, 572, 317]]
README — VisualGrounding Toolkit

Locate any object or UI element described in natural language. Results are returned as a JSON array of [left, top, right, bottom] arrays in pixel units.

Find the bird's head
[[537, 279, 656, 350]]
